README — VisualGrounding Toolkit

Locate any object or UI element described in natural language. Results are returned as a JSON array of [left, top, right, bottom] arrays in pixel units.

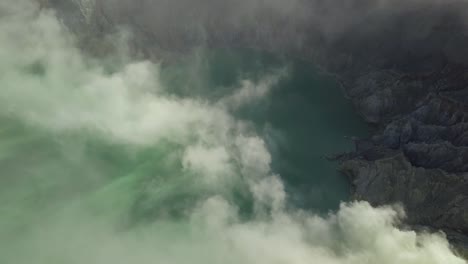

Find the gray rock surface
[[327, 7, 468, 248], [341, 153, 468, 248]]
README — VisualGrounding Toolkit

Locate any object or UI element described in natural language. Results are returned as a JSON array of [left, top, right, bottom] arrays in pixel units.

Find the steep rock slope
[[328, 3, 468, 249]]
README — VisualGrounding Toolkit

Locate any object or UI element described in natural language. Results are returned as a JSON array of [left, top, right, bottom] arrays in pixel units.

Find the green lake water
[[161, 49, 369, 211], [0, 48, 368, 262]]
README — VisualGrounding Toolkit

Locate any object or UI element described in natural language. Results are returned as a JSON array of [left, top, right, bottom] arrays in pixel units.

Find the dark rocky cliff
[[44, 0, 468, 251], [324, 3, 468, 251]]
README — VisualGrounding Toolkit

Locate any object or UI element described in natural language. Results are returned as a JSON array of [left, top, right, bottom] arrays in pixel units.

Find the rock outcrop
[[317, 4, 468, 251]]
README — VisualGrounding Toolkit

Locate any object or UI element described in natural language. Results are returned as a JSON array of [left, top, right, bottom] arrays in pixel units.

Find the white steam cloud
[[0, 1, 465, 263]]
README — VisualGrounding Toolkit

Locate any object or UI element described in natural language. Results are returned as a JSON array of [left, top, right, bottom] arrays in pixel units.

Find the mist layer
[[0, 1, 465, 263]]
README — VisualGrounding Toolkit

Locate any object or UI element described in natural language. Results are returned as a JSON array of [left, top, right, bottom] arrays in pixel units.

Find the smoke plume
[[0, 1, 465, 263]]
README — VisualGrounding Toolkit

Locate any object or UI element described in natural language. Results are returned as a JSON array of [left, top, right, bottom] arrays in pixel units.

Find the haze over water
[[0, 2, 464, 263], [168, 49, 370, 211]]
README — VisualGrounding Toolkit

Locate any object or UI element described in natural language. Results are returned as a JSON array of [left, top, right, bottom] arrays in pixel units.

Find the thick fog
[[0, 1, 466, 263]]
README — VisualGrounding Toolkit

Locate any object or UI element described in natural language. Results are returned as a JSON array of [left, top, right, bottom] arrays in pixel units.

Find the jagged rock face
[[341, 153, 468, 248], [340, 84, 468, 240], [326, 7, 468, 249], [337, 34, 468, 250]]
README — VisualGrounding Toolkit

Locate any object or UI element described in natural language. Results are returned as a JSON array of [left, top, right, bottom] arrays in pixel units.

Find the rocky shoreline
[[45, 0, 468, 252], [323, 4, 468, 252]]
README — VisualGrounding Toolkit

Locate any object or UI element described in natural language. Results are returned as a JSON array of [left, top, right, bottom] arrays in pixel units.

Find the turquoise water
[[0, 48, 368, 261], [0, 49, 368, 224], [161, 49, 369, 211]]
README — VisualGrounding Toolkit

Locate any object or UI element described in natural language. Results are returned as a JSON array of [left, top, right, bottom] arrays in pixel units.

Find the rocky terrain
[[43, 0, 468, 251], [326, 3, 468, 251]]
